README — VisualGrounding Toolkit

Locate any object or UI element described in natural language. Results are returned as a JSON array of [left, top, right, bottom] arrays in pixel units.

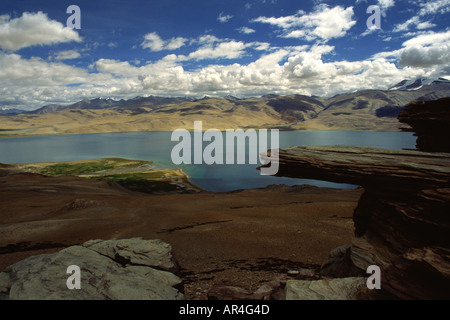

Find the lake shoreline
[[0, 130, 417, 192], [0, 127, 405, 140]]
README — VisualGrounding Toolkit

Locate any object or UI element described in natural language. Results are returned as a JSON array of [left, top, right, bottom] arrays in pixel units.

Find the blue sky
[[0, 0, 449, 110]]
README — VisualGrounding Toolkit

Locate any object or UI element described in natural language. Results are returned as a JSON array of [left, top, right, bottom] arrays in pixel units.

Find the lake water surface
[[0, 131, 417, 192]]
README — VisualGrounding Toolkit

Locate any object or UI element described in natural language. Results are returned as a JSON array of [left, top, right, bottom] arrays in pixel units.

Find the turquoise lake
[[0, 131, 417, 192]]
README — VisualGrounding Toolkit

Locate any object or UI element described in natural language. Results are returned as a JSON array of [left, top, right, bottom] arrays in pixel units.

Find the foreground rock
[[207, 280, 286, 300], [261, 145, 450, 299], [398, 97, 450, 152], [286, 277, 367, 300], [0, 238, 184, 300]]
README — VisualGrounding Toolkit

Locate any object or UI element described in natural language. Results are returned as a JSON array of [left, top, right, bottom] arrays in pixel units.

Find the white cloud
[[95, 58, 137, 76], [284, 45, 336, 79], [0, 52, 116, 109], [377, 0, 395, 16], [237, 27, 256, 34], [177, 36, 274, 62], [394, 0, 447, 33], [252, 5, 356, 42], [398, 31, 450, 68], [373, 31, 450, 69], [418, 0, 450, 16], [394, 16, 419, 32], [196, 34, 221, 45], [0, 44, 438, 110], [54, 50, 81, 60], [399, 43, 450, 68], [141, 32, 187, 52], [0, 51, 416, 108], [141, 32, 164, 51], [417, 21, 437, 29], [393, 16, 435, 32], [185, 41, 248, 61], [0, 12, 81, 51], [217, 12, 233, 23], [1, 26, 448, 110], [166, 37, 189, 50], [251, 42, 272, 51], [96, 35, 447, 98], [402, 30, 450, 47]]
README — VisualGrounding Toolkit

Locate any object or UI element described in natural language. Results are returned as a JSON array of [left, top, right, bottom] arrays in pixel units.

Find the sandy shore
[[0, 171, 362, 299]]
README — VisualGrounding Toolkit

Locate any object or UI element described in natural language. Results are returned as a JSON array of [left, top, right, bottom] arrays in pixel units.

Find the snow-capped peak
[[389, 77, 450, 91]]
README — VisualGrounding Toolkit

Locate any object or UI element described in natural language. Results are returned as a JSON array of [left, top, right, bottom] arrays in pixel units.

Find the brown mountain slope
[[1, 83, 449, 137]]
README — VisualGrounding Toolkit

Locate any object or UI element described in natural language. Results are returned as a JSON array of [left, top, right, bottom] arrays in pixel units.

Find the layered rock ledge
[[0, 238, 184, 300], [261, 145, 450, 299], [398, 97, 450, 153]]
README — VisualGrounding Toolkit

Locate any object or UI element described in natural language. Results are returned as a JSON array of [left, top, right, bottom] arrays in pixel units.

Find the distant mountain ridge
[[13, 77, 450, 117], [1, 79, 449, 136], [0, 107, 28, 115], [29, 96, 196, 114], [389, 77, 450, 91]]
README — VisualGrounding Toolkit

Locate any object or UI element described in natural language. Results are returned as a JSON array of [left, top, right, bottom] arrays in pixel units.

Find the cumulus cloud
[[399, 43, 450, 68], [252, 5, 356, 42], [398, 31, 450, 68], [141, 32, 188, 51], [165, 37, 188, 50], [402, 30, 450, 47], [95, 58, 137, 76], [0, 12, 81, 51], [0, 52, 114, 109], [283, 45, 336, 79], [0, 38, 429, 111], [0, 16, 448, 110], [183, 41, 248, 61]]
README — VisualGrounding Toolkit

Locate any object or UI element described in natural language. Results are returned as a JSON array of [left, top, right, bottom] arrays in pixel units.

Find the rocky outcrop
[[207, 280, 285, 300], [285, 277, 367, 300], [261, 145, 450, 299], [0, 238, 184, 300], [320, 244, 363, 278], [398, 97, 450, 152]]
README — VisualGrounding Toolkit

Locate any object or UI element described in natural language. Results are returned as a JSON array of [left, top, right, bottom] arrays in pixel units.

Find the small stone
[[297, 268, 316, 278]]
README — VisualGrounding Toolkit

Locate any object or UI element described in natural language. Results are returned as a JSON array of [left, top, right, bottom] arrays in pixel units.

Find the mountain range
[[389, 77, 450, 91], [1, 78, 449, 136]]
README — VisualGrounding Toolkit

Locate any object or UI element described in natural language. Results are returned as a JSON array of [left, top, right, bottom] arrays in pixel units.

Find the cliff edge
[[261, 145, 450, 299]]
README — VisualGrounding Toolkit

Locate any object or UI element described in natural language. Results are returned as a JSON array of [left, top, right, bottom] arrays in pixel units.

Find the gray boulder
[[0, 238, 184, 300]]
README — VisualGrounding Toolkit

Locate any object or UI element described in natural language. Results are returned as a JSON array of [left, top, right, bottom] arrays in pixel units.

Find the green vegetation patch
[[35, 158, 152, 177], [14, 158, 198, 194]]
